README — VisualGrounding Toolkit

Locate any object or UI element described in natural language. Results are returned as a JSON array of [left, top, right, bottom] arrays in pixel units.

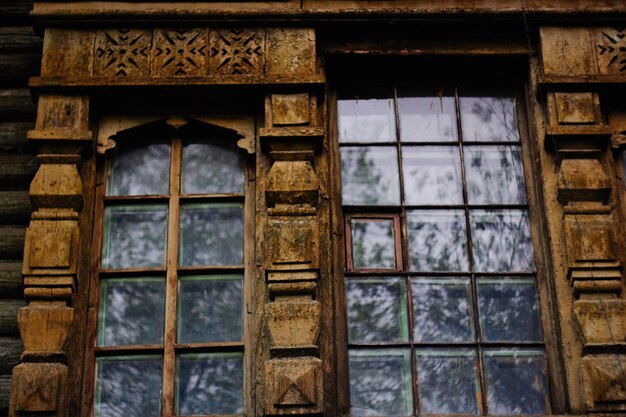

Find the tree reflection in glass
[[412, 277, 474, 343], [398, 91, 457, 142], [460, 96, 520, 142], [182, 141, 244, 195], [102, 205, 168, 269], [107, 142, 170, 196], [341, 146, 400, 205], [347, 277, 408, 343], [95, 356, 162, 417], [178, 275, 243, 343], [415, 349, 480, 414], [351, 219, 396, 269], [176, 352, 243, 415], [402, 146, 463, 205], [349, 349, 413, 416], [406, 210, 468, 272], [98, 277, 165, 346], [338, 94, 396, 143]]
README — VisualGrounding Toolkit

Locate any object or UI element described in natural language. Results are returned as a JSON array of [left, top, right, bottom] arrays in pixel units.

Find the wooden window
[[337, 86, 550, 416], [87, 118, 253, 417]]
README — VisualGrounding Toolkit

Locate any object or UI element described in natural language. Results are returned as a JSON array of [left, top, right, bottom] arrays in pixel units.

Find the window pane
[[182, 141, 244, 194], [107, 143, 170, 196], [483, 349, 548, 415], [350, 218, 397, 269], [412, 278, 474, 343], [349, 349, 413, 416], [178, 275, 243, 343], [398, 90, 457, 142], [346, 277, 408, 343], [402, 146, 463, 205], [464, 145, 527, 204], [177, 352, 243, 415], [95, 356, 162, 417], [477, 277, 542, 342], [460, 96, 519, 142], [341, 146, 401, 205], [406, 210, 468, 272], [469, 209, 534, 272], [338, 93, 396, 143], [415, 349, 480, 415], [98, 277, 165, 347], [179, 203, 243, 266], [102, 205, 168, 269]]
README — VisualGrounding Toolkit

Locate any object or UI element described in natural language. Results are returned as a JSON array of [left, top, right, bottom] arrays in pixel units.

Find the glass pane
[[398, 90, 457, 142], [102, 205, 168, 269], [412, 278, 474, 343], [464, 145, 527, 204], [402, 146, 463, 205], [350, 218, 397, 269], [406, 210, 468, 272], [182, 141, 244, 195], [349, 349, 413, 416], [346, 277, 408, 343], [107, 142, 170, 196], [340, 146, 401, 205], [469, 209, 535, 272], [98, 278, 165, 347], [179, 203, 243, 266], [177, 352, 243, 415], [178, 275, 243, 343], [477, 277, 542, 342], [483, 349, 548, 415], [460, 95, 520, 142], [95, 356, 162, 417], [338, 93, 396, 143], [415, 349, 480, 415]]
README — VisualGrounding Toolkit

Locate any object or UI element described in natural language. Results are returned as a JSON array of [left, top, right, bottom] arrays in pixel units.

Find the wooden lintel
[[538, 74, 626, 88]]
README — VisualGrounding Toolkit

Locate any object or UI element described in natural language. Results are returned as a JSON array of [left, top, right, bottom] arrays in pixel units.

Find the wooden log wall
[[0, 1, 40, 415]]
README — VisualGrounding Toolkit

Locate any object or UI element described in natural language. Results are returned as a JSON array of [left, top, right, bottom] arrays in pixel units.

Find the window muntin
[[93, 126, 247, 417], [338, 86, 549, 416]]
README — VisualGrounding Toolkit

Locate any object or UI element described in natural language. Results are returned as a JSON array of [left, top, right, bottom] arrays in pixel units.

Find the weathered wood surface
[[0, 27, 41, 52], [0, 263, 23, 299], [0, 155, 37, 189], [0, 228, 25, 260], [0, 192, 30, 225], [0, 89, 36, 117], [0, 122, 31, 151], [0, 338, 22, 375], [0, 54, 40, 82], [0, 299, 25, 337], [0, 375, 10, 415], [0, 1, 32, 25]]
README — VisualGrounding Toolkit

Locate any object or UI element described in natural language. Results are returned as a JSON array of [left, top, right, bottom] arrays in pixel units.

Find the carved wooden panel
[[209, 29, 265, 75], [266, 358, 323, 415], [94, 29, 151, 77], [597, 27, 626, 74], [152, 29, 208, 77]]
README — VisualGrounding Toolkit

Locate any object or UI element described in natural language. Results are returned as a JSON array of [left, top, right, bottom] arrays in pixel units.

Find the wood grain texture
[[0, 122, 32, 151], [0, 337, 22, 375], [0, 154, 37, 190], [0, 192, 31, 225], [0, 299, 25, 337], [0, 227, 25, 260], [0, 89, 36, 117], [0, 263, 23, 299]]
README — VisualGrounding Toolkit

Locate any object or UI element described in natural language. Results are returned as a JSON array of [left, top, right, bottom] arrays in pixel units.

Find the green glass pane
[[340, 146, 401, 205], [460, 95, 520, 142], [477, 277, 542, 342], [179, 203, 243, 266], [483, 349, 548, 415], [415, 349, 480, 414], [95, 356, 162, 417], [338, 92, 396, 143], [412, 277, 474, 343], [176, 352, 243, 415], [182, 141, 244, 195], [397, 89, 457, 142], [98, 277, 165, 346], [350, 218, 396, 269], [107, 142, 170, 196], [347, 277, 408, 343], [102, 205, 168, 269], [349, 349, 413, 416], [402, 146, 463, 205], [178, 275, 243, 343]]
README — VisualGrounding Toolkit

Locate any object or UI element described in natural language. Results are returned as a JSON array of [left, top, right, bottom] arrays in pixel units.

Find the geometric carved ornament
[[597, 27, 626, 73], [94, 29, 151, 77]]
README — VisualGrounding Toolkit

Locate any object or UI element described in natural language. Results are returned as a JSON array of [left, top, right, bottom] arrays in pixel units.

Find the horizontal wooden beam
[[0, 337, 23, 375], [0, 192, 31, 225], [0, 263, 24, 299], [0, 299, 25, 337], [0, 89, 36, 118], [0, 155, 37, 190], [0, 227, 26, 260], [0, 122, 32, 151]]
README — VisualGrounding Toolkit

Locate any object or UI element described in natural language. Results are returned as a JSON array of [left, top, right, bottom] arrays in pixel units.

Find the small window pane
[[477, 277, 542, 342], [179, 203, 243, 266], [460, 96, 520, 142], [349, 349, 413, 416], [178, 275, 243, 343], [98, 277, 165, 347], [341, 146, 401, 205], [406, 210, 468, 272], [412, 277, 474, 343], [107, 143, 170, 196], [398, 90, 457, 142], [176, 352, 244, 415], [469, 209, 535, 272], [483, 349, 548, 415], [402, 146, 463, 205], [182, 141, 244, 195], [338, 93, 396, 143], [95, 356, 163, 417], [464, 145, 527, 204], [350, 218, 397, 269], [415, 349, 480, 415], [346, 277, 408, 343], [102, 205, 168, 269]]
